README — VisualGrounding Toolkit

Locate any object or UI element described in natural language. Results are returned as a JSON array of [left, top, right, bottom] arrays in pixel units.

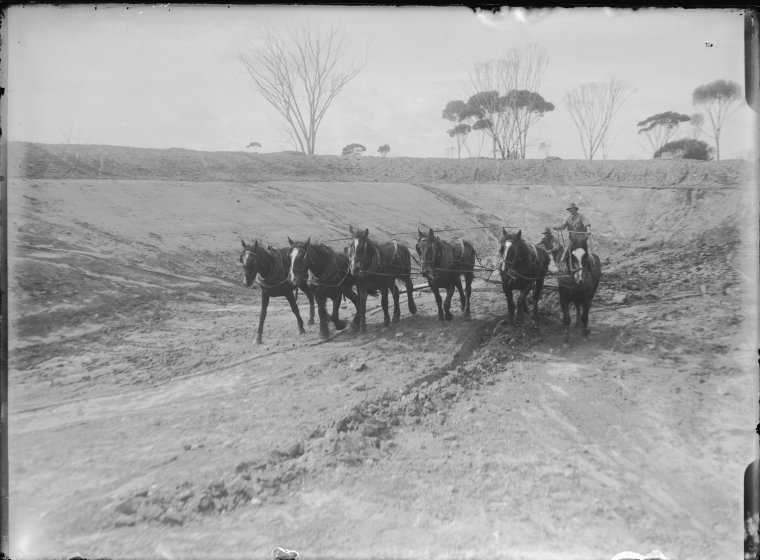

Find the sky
[[6, 5, 756, 160]]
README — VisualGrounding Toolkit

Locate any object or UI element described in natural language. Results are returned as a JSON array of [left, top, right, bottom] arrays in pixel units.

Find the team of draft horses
[[239, 225, 602, 345]]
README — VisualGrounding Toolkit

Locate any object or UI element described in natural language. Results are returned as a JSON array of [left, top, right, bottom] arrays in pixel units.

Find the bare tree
[[239, 25, 367, 155], [564, 78, 634, 160]]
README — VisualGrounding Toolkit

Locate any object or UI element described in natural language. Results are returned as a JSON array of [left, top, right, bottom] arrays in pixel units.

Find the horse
[[498, 228, 550, 325], [239, 240, 315, 344], [555, 232, 602, 342], [345, 226, 417, 333], [415, 228, 476, 321], [287, 237, 360, 340]]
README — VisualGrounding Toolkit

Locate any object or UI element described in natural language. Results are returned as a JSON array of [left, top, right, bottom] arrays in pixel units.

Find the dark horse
[[239, 240, 315, 344], [555, 230, 602, 342], [498, 228, 550, 325], [345, 226, 417, 333], [288, 238, 360, 340], [416, 228, 476, 321]]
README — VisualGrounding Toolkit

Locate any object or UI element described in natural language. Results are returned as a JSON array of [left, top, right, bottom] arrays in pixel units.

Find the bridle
[[499, 237, 524, 273], [417, 235, 438, 277], [349, 235, 380, 276]]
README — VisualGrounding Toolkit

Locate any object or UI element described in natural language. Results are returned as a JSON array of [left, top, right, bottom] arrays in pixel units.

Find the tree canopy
[[692, 79, 743, 161], [654, 138, 712, 160], [377, 144, 390, 157], [636, 111, 691, 157], [342, 143, 366, 156], [442, 87, 554, 159]]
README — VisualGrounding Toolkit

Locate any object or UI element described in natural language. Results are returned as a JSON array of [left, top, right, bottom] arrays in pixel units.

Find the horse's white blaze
[[242, 251, 254, 284], [571, 247, 586, 282], [500, 241, 512, 272], [288, 248, 300, 282], [350, 238, 359, 271]]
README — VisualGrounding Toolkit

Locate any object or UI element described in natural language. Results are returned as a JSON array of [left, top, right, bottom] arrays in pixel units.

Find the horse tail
[[464, 240, 477, 269]]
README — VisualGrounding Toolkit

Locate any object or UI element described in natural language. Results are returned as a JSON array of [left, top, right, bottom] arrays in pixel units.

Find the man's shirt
[[562, 213, 587, 232]]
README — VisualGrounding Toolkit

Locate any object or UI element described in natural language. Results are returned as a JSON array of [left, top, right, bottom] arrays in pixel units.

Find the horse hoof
[[409, 303, 418, 314], [308, 319, 315, 325], [392, 315, 400, 324], [334, 320, 347, 331], [445, 312, 453, 321], [299, 328, 306, 335], [256, 338, 263, 345]]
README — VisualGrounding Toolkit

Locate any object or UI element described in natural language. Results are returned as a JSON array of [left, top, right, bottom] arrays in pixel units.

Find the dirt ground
[[6, 144, 758, 560]]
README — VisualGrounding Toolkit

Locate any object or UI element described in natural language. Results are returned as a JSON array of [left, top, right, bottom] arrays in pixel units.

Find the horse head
[[499, 228, 524, 274], [567, 246, 592, 284], [240, 239, 262, 288], [347, 226, 371, 276], [416, 228, 438, 278], [288, 237, 311, 286]]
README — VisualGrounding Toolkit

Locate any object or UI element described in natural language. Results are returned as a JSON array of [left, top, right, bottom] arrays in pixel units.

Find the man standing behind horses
[[557, 203, 590, 247]]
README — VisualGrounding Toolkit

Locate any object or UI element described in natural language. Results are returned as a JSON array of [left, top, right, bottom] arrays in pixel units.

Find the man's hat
[[543, 227, 553, 235], [566, 203, 579, 211]]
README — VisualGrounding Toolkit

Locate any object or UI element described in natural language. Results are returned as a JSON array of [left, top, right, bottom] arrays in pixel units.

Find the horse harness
[[302, 245, 352, 289], [420, 236, 467, 279], [354, 238, 401, 277], [245, 246, 292, 289]]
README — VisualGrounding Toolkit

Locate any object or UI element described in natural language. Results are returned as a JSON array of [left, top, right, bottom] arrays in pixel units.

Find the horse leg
[[316, 295, 331, 339], [532, 279, 544, 323], [381, 287, 392, 328], [284, 290, 306, 335], [581, 298, 591, 336], [443, 283, 455, 321], [431, 285, 445, 321], [391, 283, 401, 324], [575, 302, 582, 329], [516, 287, 528, 324], [256, 292, 270, 344], [404, 276, 417, 314], [560, 291, 571, 344], [344, 287, 361, 330], [302, 283, 315, 325], [332, 294, 347, 332], [455, 277, 466, 312], [503, 285, 516, 324], [356, 288, 368, 333], [463, 272, 473, 319]]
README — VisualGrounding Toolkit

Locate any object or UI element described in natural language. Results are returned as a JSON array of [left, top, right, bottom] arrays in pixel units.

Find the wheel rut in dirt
[[103, 313, 509, 529]]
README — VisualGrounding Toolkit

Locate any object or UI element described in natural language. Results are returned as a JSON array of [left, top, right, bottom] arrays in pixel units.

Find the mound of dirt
[[10, 141, 751, 188]]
